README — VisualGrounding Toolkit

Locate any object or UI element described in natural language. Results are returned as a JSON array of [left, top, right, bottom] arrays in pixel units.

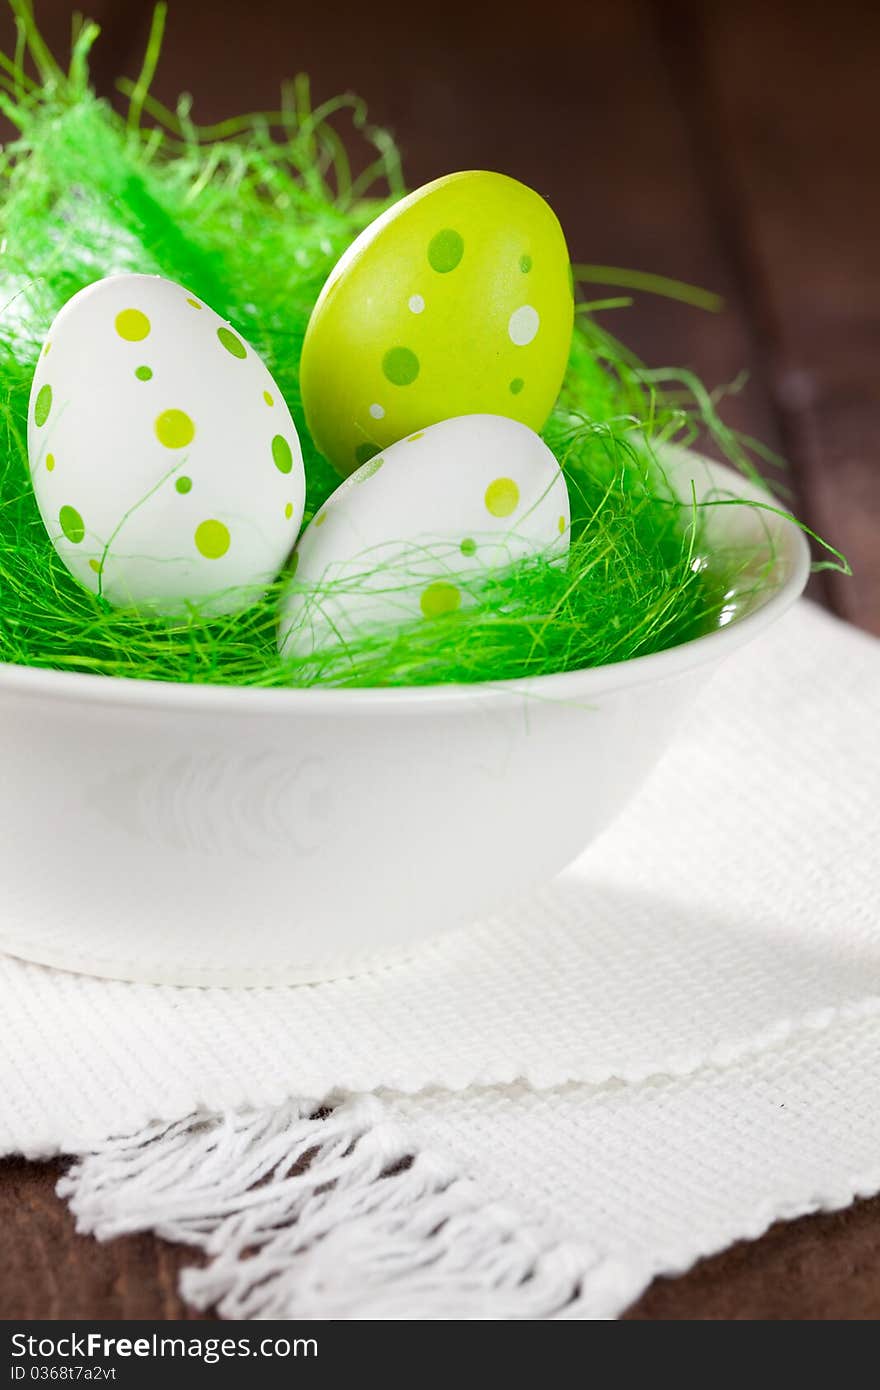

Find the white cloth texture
[[2, 598, 879, 1318]]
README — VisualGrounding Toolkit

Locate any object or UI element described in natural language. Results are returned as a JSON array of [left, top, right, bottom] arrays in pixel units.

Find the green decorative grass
[[0, 3, 846, 688]]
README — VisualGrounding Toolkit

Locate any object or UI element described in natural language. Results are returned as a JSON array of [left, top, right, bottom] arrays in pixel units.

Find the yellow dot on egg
[[558, 514, 566, 534], [155, 409, 195, 449], [89, 558, 101, 573], [43, 341, 51, 356], [420, 582, 461, 619], [406, 432, 425, 444], [46, 453, 55, 472], [314, 511, 328, 528], [115, 308, 151, 342], [186, 298, 203, 309], [485, 477, 520, 518], [285, 502, 293, 519], [194, 519, 230, 559], [263, 390, 274, 407]]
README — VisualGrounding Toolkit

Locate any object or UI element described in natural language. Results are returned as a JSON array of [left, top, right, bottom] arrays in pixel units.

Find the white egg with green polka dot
[[277, 414, 569, 667], [27, 273, 305, 617]]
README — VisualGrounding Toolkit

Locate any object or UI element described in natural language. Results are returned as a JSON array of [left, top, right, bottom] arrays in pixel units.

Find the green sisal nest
[[0, 3, 845, 688]]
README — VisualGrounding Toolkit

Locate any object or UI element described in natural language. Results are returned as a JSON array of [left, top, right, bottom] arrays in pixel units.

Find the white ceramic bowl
[[0, 450, 808, 985]]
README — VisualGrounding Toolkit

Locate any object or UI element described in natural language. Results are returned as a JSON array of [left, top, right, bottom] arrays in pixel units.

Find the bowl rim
[[0, 453, 810, 716]]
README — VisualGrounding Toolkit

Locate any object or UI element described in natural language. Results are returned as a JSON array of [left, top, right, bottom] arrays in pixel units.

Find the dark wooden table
[[1, 0, 878, 1320]]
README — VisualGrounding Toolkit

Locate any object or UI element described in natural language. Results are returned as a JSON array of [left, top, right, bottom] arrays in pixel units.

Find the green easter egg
[[300, 171, 574, 477]]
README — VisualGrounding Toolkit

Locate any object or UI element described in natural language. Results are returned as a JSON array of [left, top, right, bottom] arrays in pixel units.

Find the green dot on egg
[[34, 383, 52, 428], [135, 365, 153, 381], [217, 326, 247, 359], [175, 475, 192, 494], [89, 558, 101, 573], [427, 229, 464, 273], [194, 519, 230, 559], [520, 254, 533, 274], [460, 537, 477, 557], [509, 377, 525, 395], [354, 442, 381, 469], [272, 435, 294, 474], [59, 505, 85, 544], [382, 347, 420, 386]]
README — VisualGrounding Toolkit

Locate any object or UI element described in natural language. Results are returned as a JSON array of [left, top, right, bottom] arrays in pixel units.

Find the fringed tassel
[[59, 1094, 632, 1319]]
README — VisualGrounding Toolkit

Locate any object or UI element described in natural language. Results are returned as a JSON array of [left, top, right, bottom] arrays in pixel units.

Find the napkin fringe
[[59, 1095, 629, 1319]]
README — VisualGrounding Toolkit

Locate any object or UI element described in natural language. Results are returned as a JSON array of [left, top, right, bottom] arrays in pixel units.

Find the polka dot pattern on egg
[[278, 415, 570, 668], [299, 171, 573, 477], [27, 273, 306, 617]]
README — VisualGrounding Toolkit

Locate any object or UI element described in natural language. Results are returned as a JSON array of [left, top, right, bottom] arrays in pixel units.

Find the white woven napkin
[[2, 599, 879, 1318]]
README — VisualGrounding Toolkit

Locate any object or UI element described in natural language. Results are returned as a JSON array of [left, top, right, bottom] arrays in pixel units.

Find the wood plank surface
[[1, 0, 878, 1321]]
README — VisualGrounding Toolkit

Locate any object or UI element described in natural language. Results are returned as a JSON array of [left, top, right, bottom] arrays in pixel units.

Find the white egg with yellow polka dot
[[277, 414, 569, 668], [27, 273, 305, 617]]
